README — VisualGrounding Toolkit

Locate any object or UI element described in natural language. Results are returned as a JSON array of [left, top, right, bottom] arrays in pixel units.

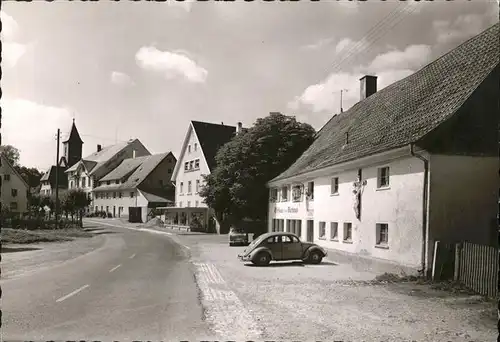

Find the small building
[[92, 152, 176, 223], [267, 23, 499, 276], [163, 120, 244, 232], [0, 153, 29, 216], [39, 166, 68, 197], [65, 138, 151, 213]]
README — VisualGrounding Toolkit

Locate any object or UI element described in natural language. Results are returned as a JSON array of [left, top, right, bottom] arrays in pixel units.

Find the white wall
[[0, 158, 28, 214], [428, 155, 498, 248], [269, 156, 425, 269], [174, 126, 210, 208], [93, 189, 147, 217]]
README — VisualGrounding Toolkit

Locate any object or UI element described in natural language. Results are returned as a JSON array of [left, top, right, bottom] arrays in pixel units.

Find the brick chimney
[[360, 75, 378, 101], [97, 144, 102, 152], [236, 122, 243, 134]]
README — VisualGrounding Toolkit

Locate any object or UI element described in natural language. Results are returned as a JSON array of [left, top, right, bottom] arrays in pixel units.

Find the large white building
[[267, 24, 499, 276], [163, 120, 243, 232]]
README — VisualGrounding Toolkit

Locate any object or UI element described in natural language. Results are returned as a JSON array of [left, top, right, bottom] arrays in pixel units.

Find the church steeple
[[61, 119, 84, 168]]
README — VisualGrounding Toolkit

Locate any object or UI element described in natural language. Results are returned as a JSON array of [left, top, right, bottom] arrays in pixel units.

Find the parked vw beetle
[[238, 232, 327, 266]]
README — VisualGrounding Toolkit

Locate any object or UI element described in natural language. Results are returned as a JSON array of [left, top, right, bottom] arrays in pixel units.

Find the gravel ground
[[1, 229, 106, 281], [181, 234, 497, 342]]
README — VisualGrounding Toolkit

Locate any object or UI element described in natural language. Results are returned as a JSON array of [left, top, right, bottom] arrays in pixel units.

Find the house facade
[[163, 120, 243, 232], [65, 138, 151, 212], [92, 152, 176, 222], [268, 24, 499, 276], [1, 153, 29, 215], [40, 166, 68, 197]]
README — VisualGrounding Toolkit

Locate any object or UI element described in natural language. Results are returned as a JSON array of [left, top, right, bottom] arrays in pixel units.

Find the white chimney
[[133, 150, 136, 159], [236, 122, 243, 134], [360, 75, 378, 101]]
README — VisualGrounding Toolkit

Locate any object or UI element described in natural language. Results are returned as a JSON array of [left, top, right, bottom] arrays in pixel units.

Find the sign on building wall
[[274, 206, 299, 214]]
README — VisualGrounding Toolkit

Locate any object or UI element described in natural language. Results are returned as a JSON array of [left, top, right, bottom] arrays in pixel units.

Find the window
[[95, 206, 98, 212], [306, 182, 314, 200], [179, 201, 183, 207], [168, 168, 172, 174], [82, 177, 86, 187], [187, 201, 191, 207], [195, 200, 199, 207], [266, 236, 280, 244], [331, 177, 339, 195], [196, 179, 200, 193], [195, 159, 200, 169], [106, 206, 109, 213], [376, 223, 389, 246], [292, 184, 303, 202], [130, 192, 134, 198], [184, 162, 189, 171], [281, 186, 288, 202], [115, 180, 119, 184], [194, 143, 198, 151], [106, 192, 110, 199], [107, 181, 111, 185], [188, 181, 192, 194], [180, 182, 184, 194], [189, 161, 194, 170], [343, 222, 352, 242], [270, 188, 278, 202], [319, 222, 326, 239], [89, 178, 93, 188], [188, 144, 191, 153], [11, 189, 18, 197], [113, 192, 116, 198], [10, 202, 17, 210], [119, 192, 122, 198], [4, 174, 10, 181], [69, 180, 73, 189], [330, 222, 339, 240], [377, 167, 390, 188]]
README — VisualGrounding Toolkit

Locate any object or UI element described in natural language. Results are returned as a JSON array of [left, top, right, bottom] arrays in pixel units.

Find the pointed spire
[[62, 119, 84, 144]]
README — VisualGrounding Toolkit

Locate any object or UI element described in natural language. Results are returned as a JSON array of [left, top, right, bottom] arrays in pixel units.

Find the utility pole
[[55, 129, 61, 228]]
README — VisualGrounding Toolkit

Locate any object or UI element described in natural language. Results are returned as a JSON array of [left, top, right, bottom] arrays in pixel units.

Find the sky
[[1, 0, 498, 171]]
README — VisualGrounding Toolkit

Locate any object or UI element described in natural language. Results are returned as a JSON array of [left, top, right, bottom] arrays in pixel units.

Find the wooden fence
[[454, 242, 499, 298]]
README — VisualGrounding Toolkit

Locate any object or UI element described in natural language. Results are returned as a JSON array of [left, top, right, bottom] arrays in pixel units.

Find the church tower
[[60, 119, 84, 168]]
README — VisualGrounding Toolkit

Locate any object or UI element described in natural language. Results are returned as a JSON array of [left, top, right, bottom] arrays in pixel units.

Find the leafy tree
[[0, 144, 20, 166], [16, 166, 43, 190], [199, 112, 316, 232], [64, 189, 91, 226]]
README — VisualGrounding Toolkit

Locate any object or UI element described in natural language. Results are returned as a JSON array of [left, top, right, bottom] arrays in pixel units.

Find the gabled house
[[163, 120, 244, 232], [92, 152, 176, 222], [65, 138, 151, 212], [267, 23, 499, 276], [0, 153, 29, 216], [39, 166, 68, 196]]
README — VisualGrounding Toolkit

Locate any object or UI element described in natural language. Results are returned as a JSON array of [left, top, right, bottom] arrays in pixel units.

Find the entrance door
[[306, 220, 314, 242], [113, 206, 116, 218]]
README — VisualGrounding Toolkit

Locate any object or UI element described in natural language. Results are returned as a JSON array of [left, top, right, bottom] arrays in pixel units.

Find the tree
[[0, 144, 20, 166], [64, 189, 91, 227], [199, 112, 316, 232], [16, 166, 43, 190]]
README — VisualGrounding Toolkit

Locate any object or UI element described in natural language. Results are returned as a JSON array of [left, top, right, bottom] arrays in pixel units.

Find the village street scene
[[1, 1, 499, 341]]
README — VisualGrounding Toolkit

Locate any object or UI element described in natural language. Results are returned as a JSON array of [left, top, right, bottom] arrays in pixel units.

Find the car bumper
[[238, 254, 251, 261]]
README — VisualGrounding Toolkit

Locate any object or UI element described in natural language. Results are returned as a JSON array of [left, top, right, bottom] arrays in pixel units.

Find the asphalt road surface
[[1, 224, 214, 341]]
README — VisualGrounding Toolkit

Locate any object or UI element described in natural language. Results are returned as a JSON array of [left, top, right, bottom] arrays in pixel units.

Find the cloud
[[0, 11, 19, 40], [302, 38, 335, 51], [433, 14, 492, 45], [335, 38, 357, 54], [290, 43, 431, 122], [166, 0, 194, 13], [135, 46, 208, 83], [110, 71, 135, 87], [1, 98, 74, 169], [3, 42, 27, 68]]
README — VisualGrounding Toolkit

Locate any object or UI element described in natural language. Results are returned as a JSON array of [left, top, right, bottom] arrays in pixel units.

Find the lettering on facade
[[274, 206, 299, 214]]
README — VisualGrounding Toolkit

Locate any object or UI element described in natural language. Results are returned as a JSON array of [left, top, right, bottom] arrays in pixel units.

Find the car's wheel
[[253, 252, 271, 266], [308, 250, 323, 264]]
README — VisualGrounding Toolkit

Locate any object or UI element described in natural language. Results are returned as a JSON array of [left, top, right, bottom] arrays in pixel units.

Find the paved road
[[1, 224, 213, 341]]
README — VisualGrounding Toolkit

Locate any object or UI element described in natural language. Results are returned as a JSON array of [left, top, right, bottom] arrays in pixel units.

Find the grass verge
[[1, 228, 94, 245]]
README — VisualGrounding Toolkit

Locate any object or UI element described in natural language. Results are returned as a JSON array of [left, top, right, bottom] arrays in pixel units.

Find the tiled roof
[[40, 165, 68, 187], [0, 153, 29, 189], [191, 121, 236, 171], [66, 140, 132, 173], [99, 156, 149, 182], [139, 190, 173, 204], [272, 23, 500, 183], [93, 153, 171, 191]]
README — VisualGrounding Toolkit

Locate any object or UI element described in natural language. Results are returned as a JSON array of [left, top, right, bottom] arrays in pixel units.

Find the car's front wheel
[[308, 250, 323, 264], [252, 252, 271, 266]]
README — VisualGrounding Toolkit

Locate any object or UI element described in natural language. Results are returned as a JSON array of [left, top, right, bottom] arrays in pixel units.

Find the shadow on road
[[244, 260, 338, 267], [91, 231, 119, 236], [84, 227, 105, 232], [1, 246, 42, 253]]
